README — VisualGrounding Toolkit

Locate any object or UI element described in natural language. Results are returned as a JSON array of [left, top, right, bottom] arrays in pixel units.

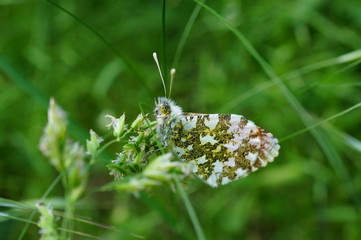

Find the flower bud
[[39, 98, 67, 170], [105, 114, 125, 139], [131, 114, 145, 129], [86, 129, 103, 156]]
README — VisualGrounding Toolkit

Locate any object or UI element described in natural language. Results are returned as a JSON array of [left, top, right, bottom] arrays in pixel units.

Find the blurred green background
[[1, 0, 361, 239]]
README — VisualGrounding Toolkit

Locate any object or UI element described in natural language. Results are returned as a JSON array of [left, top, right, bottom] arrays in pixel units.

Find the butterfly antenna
[[168, 68, 176, 98], [153, 52, 167, 97]]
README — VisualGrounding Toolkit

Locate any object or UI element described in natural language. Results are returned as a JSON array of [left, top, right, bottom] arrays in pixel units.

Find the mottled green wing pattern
[[169, 113, 280, 187]]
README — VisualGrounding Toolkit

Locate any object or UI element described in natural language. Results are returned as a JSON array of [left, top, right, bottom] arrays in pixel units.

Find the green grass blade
[[172, 0, 206, 69], [219, 49, 361, 112], [0, 56, 48, 107], [194, 0, 360, 210], [18, 174, 63, 240], [161, 0, 168, 82], [279, 101, 361, 142], [175, 177, 206, 240], [46, 0, 154, 98]]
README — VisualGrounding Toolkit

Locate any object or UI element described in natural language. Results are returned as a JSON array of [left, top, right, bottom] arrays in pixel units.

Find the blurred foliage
[[1, 0, 361, 239]]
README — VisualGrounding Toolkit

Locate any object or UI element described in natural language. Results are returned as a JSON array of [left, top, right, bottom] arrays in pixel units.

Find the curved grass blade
[[175, 177, 207, 240], [279, 102, 361, 142], [0, 57, 48, 107], [172, 0, 206, 69], [46, 0, 154, 98], [193, 0, 360, 210], [219, 49, 361, 112]]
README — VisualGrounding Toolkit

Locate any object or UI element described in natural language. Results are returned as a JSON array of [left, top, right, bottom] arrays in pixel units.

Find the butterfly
[[154, 97, 280, 187], [152, 53, 280, 187]]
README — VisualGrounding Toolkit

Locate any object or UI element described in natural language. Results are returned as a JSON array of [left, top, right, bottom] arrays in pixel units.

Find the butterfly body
[[154, 97, 280, 187]]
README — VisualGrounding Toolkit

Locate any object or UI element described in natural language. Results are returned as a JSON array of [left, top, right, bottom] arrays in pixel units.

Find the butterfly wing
[[169, 113, 280, 187]]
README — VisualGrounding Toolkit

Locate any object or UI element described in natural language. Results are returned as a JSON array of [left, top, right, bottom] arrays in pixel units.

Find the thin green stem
[[1, 212, 37, 225], [18, 174, 63, 240], [46, 0, 154, 98], [175, 177, 206, 240], [98, 139, 120, 154], [279, 101, 361, 142], [162, 0, 168, 82], [172, 0, 205, 69], [62, 193, 75, 240]]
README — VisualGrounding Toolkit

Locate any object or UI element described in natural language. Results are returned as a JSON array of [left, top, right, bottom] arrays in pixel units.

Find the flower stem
[[175, 177, 206, 240]]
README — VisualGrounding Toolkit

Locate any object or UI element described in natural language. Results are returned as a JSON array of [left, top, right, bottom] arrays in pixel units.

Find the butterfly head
[[154, 97, 183, 122]]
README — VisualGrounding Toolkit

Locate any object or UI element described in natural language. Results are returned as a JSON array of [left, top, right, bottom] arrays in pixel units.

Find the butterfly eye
[[161, 105, 171, 115]]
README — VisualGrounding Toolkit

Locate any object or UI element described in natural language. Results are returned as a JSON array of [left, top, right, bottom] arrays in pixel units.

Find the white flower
[[105, 114, 125, 139]]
